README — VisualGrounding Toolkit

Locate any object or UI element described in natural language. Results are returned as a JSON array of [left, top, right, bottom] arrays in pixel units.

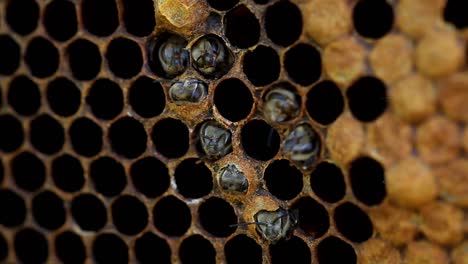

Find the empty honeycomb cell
[[0, 189, 26, 227], [43, 0, 78, 42], [317, 236, 356, 264], [52, 154, 85, 193], [0, 114, 24, 153], [67, 38, 102, 81], [264, 1, 302, 47], [153, 195, 191, 237], [151, 118, 189, 159], [439, 72, 468, 123], [109, 117, 147, 159], [419, 201, 464, 245], [352, 0, 394, 39], [306, 80, 344, 125], [71, 193, 107, 232], [129, 76, 166, 118], [269, 236, 311, 264], [334, 202, 373, 243], [46, 77, 81, 117], [284, 43, 321, 86], [264, 160, 303, 200], [198, 197, 237, 237], [214, 78, 254, 122], [69, 117, 103, 157], [358, 238, 401, 264], [0, 35, 20, 75], [81, 0, 119, 36], [224, 5, 260, 49], [11, 151, 45, 192], [444, 0, 468, 29], [92, 233, 128, 264], [7, 75, 41, 116], [346, 76, 388, 122], [121, 0, 156, 37], [0, 232, 7, 262], [147, 33, 189, 79], [134, 232, 171, 264], [14, 228, 48, 264], [6, 0, 39, 36], [25, 37, 60, 78], [111, 195, 148, 235], [179, 235, 216, 264], [207, 0, 239, 11], [174, 158, 213, 199], [310, 162, 346, 203], [224, 235, 262, 264], [404, 241, 449, 264], [106, 37, 143, 79], [90, 156, 127, 197], [86, 78, 124, 120], [242, 45, 280, 87], [292, 196, 330, 238], [30, 114, 65, 155], [349, 156, 386, 206], [130, 157, 170, 198], [55, 231, 86, 264], [241, 119, 280, 161], [32, 190, 66, 231]]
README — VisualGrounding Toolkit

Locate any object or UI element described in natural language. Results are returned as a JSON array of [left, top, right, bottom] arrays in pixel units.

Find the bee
[[149, 34, 189, 78], [199, 121, 232, 159], [169, 78, 207, 104], [191, 35, 233, 78], [263, 87, 300, 123], [218, 164, 248, 194], [282, 124, 320, 167]]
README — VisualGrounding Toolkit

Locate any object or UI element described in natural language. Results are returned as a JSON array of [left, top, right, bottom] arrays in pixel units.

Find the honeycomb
[[0, 0, 467, 263]]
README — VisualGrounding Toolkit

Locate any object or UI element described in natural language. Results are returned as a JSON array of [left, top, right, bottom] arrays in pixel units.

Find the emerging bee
[[263, 87, 300, 123], [282, 123, 321, 168], [199, 121, 232, 159], [149, 34, 189, 78], [191, 35, 233, 78], [218, 164, 248, 194], [169, 78, 208, 104]]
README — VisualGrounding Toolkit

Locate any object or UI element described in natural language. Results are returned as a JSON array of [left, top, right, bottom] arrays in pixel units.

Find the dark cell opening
[[86, 78, 124, 120], [129, 76, 166, 118], [291, 196, 329, 238], [69, 117, 103, 157], [225, 235, 262, 264], [346, 76, 387, 122], [242, 45, 280, 87], [32, 190, 66, 231], [106, 37, 143, 79], [25, 37, 59, 78], [310, 162, 346, 203], [0, 114, 24, 153], [269, 236, 311, 264], [14, 228, 48, 264], [30, 114, 65, 155], [0, 232, 7, 262], [92, 233, 129, 264], [349, 156, 386, 206], [0, 189, 26, 227], [147, 33, 189, 79], [179, 235, 216, 264], [71, 194, 107, 231], [134, 232, 171, 264], [0, 35, 20, 75], [8, 75, 41, 116], [81, 0, 119, 36], [47, 77, 81, 117], [353, 0, 394, 39], [6, 0, 39, 35], [284, 43, 321, 86], [90, 156, 127, 197], [11, 152, 45, 192], [207, 0, 238, 11], [306, 81, 344, 125], [153, 195, 191, 236], [109, 117, 147, 159], [151, 118, 189, 159], [317, 236, 357, 264], [444, 0, 468, 29], [112, 195, 148, 235], [334, 202, 373, 242], [225, 5, 260, 49], [0, 161, 3, 185], [130, 157, 170, 198], [122, 0, 156, 37], [44, 0, 78, 41], [67, 38, 102, 80], [52, 154, 85, 193], [265, 1, 302, 47], [214, 78, 253, 122], [198, 197, 237, 237], [241, 119, 280, 161], [55, 231, 86, 264], [264, 160, 303, 200], [174, 158, 213, 199], [254, 0, 269, 4]]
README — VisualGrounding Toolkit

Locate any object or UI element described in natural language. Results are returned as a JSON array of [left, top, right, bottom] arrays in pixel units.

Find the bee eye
[[197, 121, 233, 159], [263, 85, 300, 123], [169, 79, 207, 104], [191, 34, 233, 78], [282, 124, 321, 168], [218, 164, 248, 194], [148, 33, 189, 78]]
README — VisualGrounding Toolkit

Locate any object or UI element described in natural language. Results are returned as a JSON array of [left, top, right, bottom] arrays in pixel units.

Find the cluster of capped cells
[[0, 0, 468, 263]]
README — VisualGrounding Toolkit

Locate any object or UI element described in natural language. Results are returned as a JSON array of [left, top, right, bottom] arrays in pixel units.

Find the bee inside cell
[[263, 84, 301, 123], [169, 78, 208, 104], [197, 120, 233, 160], [282, 123, 321, 168], [191, 34, 234, 79], [147, 33, 189, 78]]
